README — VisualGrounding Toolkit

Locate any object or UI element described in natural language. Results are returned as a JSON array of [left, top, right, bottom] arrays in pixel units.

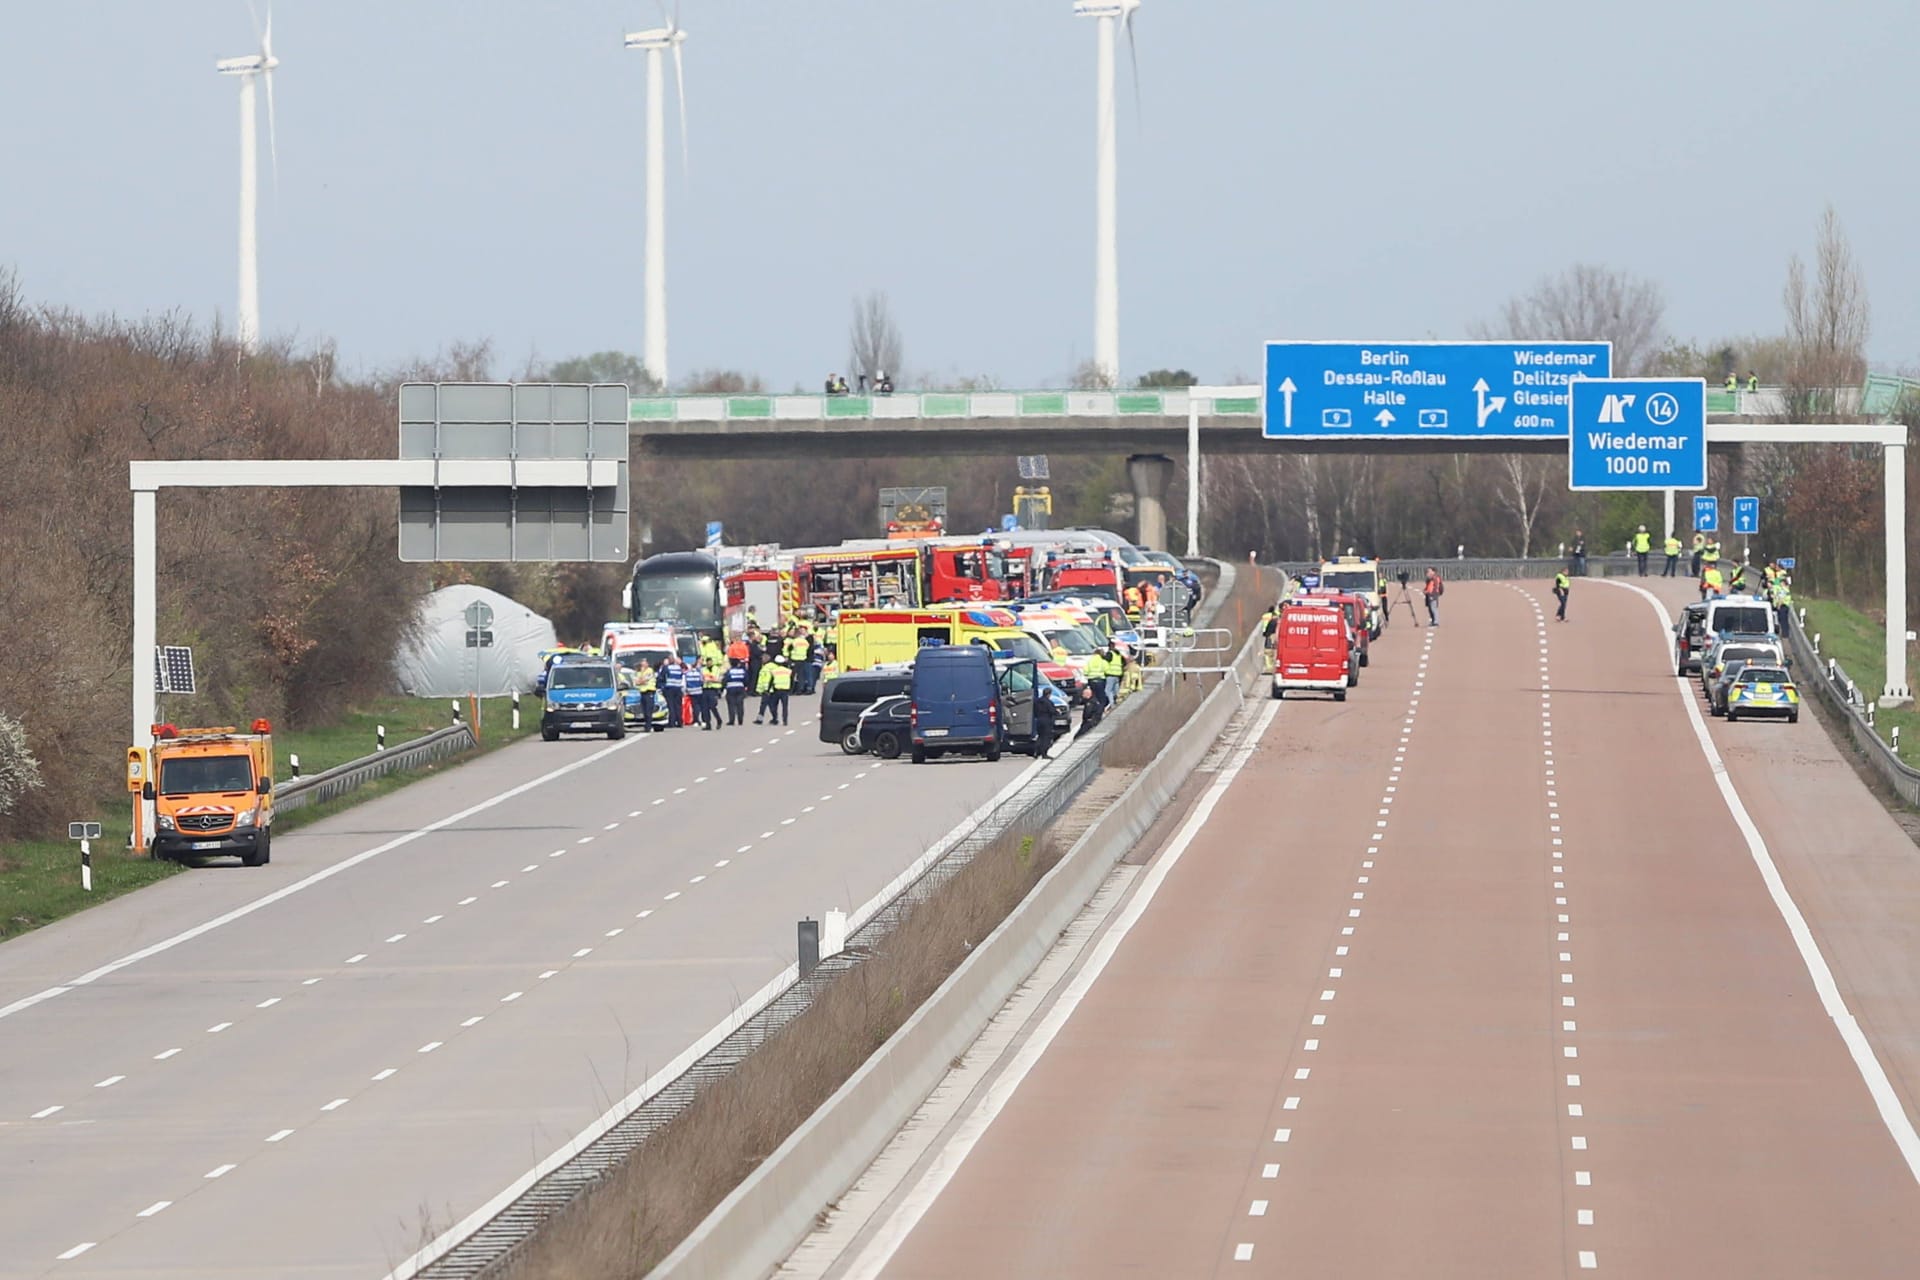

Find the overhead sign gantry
[[1263, 340, 1613, 440]]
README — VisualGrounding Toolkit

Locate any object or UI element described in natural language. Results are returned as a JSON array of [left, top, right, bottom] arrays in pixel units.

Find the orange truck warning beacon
[[140, 721, 277, 866]]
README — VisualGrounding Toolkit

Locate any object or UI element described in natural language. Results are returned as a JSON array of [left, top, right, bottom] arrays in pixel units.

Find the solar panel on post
[[154, 646, 197, 694]]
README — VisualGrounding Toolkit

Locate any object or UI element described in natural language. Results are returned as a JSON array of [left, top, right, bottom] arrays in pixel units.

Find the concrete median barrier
[[651, 593, 1272, 1280]]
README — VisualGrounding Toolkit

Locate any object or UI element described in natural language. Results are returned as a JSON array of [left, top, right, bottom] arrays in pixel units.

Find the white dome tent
[[394, 586, 556, 698]]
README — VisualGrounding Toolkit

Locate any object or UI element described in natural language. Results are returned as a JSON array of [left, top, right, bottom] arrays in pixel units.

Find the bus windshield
[[635, 573, 720, 629]]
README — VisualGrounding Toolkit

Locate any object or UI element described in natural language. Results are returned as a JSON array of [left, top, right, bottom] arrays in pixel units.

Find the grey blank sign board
[[397, 382, 629, 563]]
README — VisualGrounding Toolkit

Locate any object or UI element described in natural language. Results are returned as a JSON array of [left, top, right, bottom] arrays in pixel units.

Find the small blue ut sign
[[1732, 496, 1760, 535]]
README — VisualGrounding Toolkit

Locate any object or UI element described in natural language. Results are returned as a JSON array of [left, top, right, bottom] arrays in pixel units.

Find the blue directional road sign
[[1694, 496, 1719, 532], [704, 521, 724, 550], [1568, 378, 1707, 491], [1264, 341, 1611, 440], [1732, 495, 1759, 535]]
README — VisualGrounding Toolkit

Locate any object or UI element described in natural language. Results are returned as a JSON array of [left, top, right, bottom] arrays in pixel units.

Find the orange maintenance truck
[[142, 721, 276, 866]]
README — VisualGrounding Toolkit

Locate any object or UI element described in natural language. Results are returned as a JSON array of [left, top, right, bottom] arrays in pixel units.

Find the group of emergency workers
[[548, 612, 839, 734]]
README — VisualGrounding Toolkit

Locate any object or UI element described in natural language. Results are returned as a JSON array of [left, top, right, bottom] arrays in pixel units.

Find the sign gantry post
[[131, 384, 630, 844]]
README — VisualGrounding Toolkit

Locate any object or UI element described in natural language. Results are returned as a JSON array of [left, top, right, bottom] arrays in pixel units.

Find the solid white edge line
[[376, 748, 1054, 1280], [1606, 579, 1920, 1182], [839, 699, 1282, 1280], [0, 733, 645, 1022]]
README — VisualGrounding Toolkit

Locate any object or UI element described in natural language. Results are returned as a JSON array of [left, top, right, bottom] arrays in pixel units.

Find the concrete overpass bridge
[[627, 385, 1780, 549]]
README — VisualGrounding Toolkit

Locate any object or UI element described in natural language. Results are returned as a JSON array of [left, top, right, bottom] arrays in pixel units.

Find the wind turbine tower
[[625, 7, 689, 390], [1073, 0, 1139, 388], [215, 7, 279, 355]]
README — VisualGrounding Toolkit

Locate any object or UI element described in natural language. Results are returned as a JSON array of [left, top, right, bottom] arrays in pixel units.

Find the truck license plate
[[192, 841, 223, 851]]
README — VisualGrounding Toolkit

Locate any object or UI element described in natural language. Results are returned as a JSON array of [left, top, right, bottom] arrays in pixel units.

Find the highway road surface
[[810, 579, 1920, 1278], [0, 711, 1030, 1279]]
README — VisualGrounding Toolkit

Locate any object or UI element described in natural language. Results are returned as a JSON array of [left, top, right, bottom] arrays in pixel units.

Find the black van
[[818, 669, 915, 753]]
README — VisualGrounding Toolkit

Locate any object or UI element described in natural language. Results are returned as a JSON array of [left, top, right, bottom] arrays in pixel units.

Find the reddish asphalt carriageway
[[842, 579, 1920, 1278]]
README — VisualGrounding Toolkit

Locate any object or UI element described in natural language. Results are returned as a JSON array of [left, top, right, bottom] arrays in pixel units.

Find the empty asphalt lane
[[0, 714, 1031, 1278], [855, 581, 1920, 1277]]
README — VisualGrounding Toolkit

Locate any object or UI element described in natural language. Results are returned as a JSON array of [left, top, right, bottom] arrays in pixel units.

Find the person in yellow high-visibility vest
[[1700, 564, 1726, 600], [1663, 533, 1682, 578], [1632, 525, 1653, 577]]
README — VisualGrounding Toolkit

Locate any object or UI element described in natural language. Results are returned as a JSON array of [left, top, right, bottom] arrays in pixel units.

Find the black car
[[853, 695, 913, 759], [1672, 602, 1710, 675], [819, 669, 915, 753]]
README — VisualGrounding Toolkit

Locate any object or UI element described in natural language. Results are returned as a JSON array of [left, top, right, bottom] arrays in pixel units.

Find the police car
[[1724, 665, 1799, 723]]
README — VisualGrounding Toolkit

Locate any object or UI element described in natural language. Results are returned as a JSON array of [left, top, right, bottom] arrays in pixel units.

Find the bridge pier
[[1128, 454, 1174, 552]]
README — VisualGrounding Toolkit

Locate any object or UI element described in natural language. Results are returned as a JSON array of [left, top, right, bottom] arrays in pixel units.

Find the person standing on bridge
[[1633, 525, 1653, 576], [1553, 570, 1570, 622], [1664, 532, 1682, 577], [1690, 531, 1707, 577], [1423, 567, 1444, 626], [1569, 530, 1588, 577]]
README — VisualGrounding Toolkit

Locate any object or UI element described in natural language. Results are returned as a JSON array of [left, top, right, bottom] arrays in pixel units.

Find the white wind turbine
[[215, 3, 280, 355], [1072, 0, 1140, 388], [625, 4, 690, 391]]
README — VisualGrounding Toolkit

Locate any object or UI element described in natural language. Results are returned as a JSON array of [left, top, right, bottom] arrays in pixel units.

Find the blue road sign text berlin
[[1694, 496, 1719, 533], [1567, 378, 1707, 491], [1733, 496, 1760, 535], [1263, 341, 1612, 440]]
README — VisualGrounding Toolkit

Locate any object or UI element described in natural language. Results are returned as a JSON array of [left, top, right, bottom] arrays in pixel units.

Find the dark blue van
[[909, 643, 1003, 763]]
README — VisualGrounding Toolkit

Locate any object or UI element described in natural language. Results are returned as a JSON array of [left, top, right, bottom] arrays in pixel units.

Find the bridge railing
[[630, 388, 1263, 424], [627, 386, 1841, 425]]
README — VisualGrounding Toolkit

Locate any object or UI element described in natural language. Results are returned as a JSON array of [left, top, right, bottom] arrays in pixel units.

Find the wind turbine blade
[[657, 0, 671, 30], [261, 0, 272, 58], [672, 41, 689, 173], [1124, 9, 1142, 125], [245, 0, 262, 43]]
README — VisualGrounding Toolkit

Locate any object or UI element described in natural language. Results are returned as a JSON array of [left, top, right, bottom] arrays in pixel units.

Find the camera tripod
[[1396, 575, 1423, 628]]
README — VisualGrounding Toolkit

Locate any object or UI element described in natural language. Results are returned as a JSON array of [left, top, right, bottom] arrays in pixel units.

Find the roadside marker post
[[68, 822, 102, 892]]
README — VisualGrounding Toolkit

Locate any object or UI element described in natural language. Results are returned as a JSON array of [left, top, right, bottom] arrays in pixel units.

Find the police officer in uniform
[[1553, 570, 1571, 622], [1663, 533, 1682, 578], [1632, 525, 1653, 576], [724, 658, 749, 726], [661, 653, 686, 728]]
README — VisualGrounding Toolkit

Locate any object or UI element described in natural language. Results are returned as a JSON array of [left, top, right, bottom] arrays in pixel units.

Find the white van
[[1704, 594, 1777, 645]]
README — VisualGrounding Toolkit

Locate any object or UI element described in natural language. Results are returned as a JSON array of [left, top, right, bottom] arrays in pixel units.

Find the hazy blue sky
[[4, 1, 1915, 388]]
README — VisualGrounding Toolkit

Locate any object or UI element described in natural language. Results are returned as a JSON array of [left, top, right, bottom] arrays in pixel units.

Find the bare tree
[[1783, 204, 1870, 414], [847, 291, 904, 387], [1475, 263, 1667, 374], [1493, 455, 1554, 557], [1069, 358, 1116, 391]]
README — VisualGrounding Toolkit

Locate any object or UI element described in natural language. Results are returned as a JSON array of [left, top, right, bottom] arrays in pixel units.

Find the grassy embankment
[[0, 695, 533, 940], [1800, 599, 1920, 771]]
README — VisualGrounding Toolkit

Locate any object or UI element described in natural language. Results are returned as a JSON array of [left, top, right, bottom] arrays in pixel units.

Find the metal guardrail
[[416, 560, 1250, 1280], [1271, 555, 1648, 588], [273, 723, 478, 815], [1781, 614, 1920, 806]]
